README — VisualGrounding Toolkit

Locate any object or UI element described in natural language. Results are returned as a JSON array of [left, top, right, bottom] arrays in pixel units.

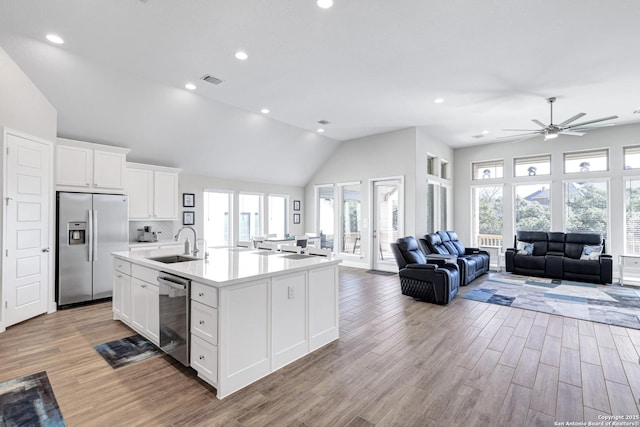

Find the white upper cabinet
[[56, 138, 130, 193], [126, 162, 181, 221]]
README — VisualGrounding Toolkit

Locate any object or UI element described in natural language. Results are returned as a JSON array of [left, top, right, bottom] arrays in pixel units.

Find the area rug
[[0, 371, 65, 426], [93, 334, 161, 369], [463, 274, 640, 330]]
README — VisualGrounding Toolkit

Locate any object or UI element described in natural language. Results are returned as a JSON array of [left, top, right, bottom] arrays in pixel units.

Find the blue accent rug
[[0, 371, 65, 426], [463, 274, 640, 329], [94, 334, 161, 369]]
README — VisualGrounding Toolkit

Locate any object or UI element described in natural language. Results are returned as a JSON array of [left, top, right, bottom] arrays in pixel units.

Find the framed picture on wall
[[183, 193, 195, 207], [183, 211, 195, 225], [293, 213, 300, 224], [293, 200, 301, 211]]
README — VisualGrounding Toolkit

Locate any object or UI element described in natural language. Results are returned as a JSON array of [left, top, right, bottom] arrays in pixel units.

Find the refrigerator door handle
[[88, 209, 93, 262], [93, 209, 98, 262]]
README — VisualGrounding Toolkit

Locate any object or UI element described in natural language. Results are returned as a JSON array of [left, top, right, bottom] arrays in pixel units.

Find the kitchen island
[[112, 247, 341, 399]]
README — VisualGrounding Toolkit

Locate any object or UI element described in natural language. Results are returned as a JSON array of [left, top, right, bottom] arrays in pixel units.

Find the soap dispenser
[[184, 237, 191, 255]]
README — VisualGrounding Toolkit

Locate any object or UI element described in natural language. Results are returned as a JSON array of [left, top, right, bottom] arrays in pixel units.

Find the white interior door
[[3, 131, 52, 327], [372, 178, 403, 271]]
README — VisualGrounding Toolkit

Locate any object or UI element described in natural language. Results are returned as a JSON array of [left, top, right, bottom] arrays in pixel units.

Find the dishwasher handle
[[158, 275, 189, 290]]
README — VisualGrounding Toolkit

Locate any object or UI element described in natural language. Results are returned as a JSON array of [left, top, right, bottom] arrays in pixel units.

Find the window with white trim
[[472, 186, 503, 247], [238, 193, 263, 240], [624, 146, 640, 170], [624, 178, 640, 254], [267, 194, 288, 237], [339, 183, 361, 256], [564, 180, 608, 240], [472, 160, 504, 180], [564, 149, 608, 174], [514, 155, 551, 177], [204, 190, 233, 247], [514, 183, 551, 232]]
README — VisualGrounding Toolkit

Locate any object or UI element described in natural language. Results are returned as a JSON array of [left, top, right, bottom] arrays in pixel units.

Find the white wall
[[304, 127, 453, 268], [453, 124, 640, 272], [0, 45, 57, 329], [179, 173, 305, 246]]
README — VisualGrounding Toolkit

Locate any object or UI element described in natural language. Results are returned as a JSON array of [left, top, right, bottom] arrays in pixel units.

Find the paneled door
[[372, 178, 403, 272], [3, 130, 52, 327]]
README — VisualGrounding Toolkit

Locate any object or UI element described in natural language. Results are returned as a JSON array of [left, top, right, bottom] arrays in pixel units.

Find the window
[[426, 181, 450, 233], [564, 180, 608, 240], [624, 146, 640, 170], [204, 191, 232, 247], [440, 160, 449, 179], [514, 184, 551, 232], [564, 149, 608, 174], [514, 155, 551, 177], [317, 185, 335, 249], [238, 193, 263, 240], [472, 160, 504, 180], [339, 183, 361, 255], [625, 178, 640, 254], [427, 155, 436, 176], [472, 186, 503, 247], [268, 195, 288, 237]]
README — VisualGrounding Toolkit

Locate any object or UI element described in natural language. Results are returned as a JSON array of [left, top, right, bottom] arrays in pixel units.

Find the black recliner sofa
[[419, 231, 490, 286], [390, 236, 460, 305], [505, 231, 612, 284]]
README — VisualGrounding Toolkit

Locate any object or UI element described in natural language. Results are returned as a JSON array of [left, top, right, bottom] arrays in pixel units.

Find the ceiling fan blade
[[495, 131, 541, 140], [566, 115, 619, 129], [558, 112, 586, 127], [532, 119, 547, 128], [560, 130, 586, 136], [512, 134, 540, 143], [569, 123, 617, 131], [502, 128, 541, 132]]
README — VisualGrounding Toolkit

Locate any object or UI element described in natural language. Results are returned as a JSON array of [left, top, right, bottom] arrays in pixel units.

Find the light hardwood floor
[[1, 268, 639, 426]]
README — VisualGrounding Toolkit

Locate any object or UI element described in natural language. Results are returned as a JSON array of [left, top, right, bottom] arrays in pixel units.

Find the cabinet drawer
[[624, 258, 640, 267], [191, 282, 217, 308], [191, 334, 217, 384], [132, 264, 157, 284], [191, 300, 218, 345], [114, 259, 131, 275]]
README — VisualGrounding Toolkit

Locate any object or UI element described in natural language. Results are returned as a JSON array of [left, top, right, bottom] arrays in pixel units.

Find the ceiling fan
[[502, 97, 618, 141]]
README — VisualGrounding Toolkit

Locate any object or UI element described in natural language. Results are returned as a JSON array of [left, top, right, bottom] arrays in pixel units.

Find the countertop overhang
[[112, 247, 342, 287]]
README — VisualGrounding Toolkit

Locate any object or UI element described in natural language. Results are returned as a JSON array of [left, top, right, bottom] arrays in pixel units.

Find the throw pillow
[[580, 244, 603, 260], [517, 241, 534, 255]]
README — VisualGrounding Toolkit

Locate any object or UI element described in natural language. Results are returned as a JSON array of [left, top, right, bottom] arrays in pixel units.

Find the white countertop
[[112, 247, 342, 287], [128, 240, 184, 248]]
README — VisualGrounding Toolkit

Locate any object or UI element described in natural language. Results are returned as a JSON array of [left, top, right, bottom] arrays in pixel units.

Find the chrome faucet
[[195, 238, 209, 260], [175, 226, 198, 256]]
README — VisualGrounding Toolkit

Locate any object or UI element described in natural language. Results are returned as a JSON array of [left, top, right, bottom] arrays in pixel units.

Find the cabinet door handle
[[199, 320, 205, 325], [199, 292, 204, 297], [199, 355, 205, 360]]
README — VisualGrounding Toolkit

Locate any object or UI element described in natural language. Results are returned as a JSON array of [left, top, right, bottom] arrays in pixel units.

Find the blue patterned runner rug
[[462, 274, 640, 329]]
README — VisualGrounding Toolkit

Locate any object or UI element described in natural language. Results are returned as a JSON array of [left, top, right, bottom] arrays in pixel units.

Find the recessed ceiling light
[[482, 130, 490, 135], [317, 128, 325, 133], [185, 83, 196, 90], [46, 34, 64, 44], [434, 98, 444, 104], [235, 51, 248, 60], [317, 0, 334, 8], [261, 108, 270, 114]]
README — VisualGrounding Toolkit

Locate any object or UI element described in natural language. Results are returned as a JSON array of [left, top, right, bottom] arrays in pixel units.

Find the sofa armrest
[[599, 254, 613, 284], [464, 247, 489, 256], [505, 248, 516, 272], [405, 263, 437, 270]]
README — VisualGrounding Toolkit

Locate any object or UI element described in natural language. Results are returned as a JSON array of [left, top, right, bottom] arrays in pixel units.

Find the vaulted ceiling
[[1, 1, 639, 186]]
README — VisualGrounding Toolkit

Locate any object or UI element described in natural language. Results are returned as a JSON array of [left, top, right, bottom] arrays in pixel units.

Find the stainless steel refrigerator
[[57, 192, 128, 306]]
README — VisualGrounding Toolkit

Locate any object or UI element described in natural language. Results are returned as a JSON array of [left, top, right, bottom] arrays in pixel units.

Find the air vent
[[200, 74, 223, 85], [317, 120, 330, 125]]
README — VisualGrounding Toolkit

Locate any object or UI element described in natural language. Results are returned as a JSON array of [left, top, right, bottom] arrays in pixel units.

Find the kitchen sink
[[148, 255, 199, 264]]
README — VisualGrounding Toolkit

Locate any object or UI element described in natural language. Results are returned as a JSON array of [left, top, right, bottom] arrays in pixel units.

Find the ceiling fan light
[[544, 132, 559, 141]]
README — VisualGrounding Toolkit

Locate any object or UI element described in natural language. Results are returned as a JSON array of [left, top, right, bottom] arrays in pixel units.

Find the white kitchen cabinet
[[113, 259, 132, 323], [271, 272, 307, 370], [56, 138, 129, 192], [130, 264, 160, 345], [190, 281, 219, 385], [126, 162, 181, 220]]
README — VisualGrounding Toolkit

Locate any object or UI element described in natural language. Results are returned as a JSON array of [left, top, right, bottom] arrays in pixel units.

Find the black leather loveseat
[[419, 231, 490, 286], [390, 236, 460, 305], [505, 231, 612, 284]]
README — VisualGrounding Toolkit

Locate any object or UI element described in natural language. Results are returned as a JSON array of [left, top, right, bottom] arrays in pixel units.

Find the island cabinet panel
[[218, 279, 270, 399], [271, 272, 308, 370], [308, 266, 339, 351]]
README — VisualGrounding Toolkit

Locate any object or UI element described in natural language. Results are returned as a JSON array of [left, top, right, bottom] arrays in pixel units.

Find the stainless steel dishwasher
[[157, 271, 190, 366]]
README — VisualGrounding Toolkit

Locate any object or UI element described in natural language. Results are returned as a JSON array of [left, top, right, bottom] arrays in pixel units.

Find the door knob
[[42, 248, 50, 253]]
